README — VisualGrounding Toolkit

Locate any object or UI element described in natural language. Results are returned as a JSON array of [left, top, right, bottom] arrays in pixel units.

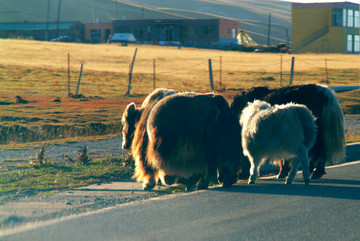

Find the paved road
[[3, 160, 360, 241]]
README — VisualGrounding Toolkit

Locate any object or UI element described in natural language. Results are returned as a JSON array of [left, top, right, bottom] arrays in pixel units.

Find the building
[[292, 1, 360, 54], [112, 19, 239, 48], [84, 23, 112, 43], [0, 21, 84, 42]]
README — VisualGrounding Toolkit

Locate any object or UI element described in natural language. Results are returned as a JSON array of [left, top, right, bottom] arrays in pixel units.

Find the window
[[348, 9, 354, 27], [232, 28, 236, 38], [355, 35, 360, 52], [90, 29, 101, 39], [355, 10, 360, 28], [200, 26, 216, 38], [332, 9, 343, 26], [347, 34, 353, 52]]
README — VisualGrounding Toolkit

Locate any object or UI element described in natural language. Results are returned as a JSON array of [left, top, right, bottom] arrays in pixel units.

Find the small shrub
[[259, 76, 275, 81], [29, 145, 49, 168], [76, 146, 90, 165]]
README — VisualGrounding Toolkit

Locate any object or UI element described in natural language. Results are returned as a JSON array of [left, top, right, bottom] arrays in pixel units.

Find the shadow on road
[[210, 178, 360, 201]]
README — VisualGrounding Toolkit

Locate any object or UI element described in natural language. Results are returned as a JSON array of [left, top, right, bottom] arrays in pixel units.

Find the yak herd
[[121, 84, 345, 190]]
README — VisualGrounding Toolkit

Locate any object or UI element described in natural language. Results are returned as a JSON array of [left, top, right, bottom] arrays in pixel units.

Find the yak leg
[[286, 146, 311, 185], [286, 158, 300, 185], [142, 168, 157, 190], [196, 164, 216, 190], [311, 158, 326, 179], [177, 175, 200, 191], [196, 175, 210, 190], [217, 163, 237, 188], [277, 160, 291, 179], [248, 158, 258, 184]]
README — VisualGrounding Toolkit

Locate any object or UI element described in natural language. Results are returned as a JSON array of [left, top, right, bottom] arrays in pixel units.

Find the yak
[[231, 84, 345, 180], [121, 88, 175, 188], [240, 100, 317, 185], [140, 92, 246, 190]]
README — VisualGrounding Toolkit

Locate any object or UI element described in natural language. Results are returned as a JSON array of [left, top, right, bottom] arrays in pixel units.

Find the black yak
[[231, 84, 345, 179]]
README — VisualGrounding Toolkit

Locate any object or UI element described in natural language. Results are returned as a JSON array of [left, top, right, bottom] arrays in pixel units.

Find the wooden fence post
[[208, 59, 214, 91], [75, 63, 83, 96], [153, 59, 156, 90], [126, 48, 138, 96], [325, 58, 328, 83], [219, 56, 222, 90], [68, 53, 71, 96], [280, 55, 283, 87], [289, 56, 295, 85]]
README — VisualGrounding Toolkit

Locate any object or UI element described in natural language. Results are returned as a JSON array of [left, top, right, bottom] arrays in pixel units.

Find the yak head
[[121, 102, 142, 150]]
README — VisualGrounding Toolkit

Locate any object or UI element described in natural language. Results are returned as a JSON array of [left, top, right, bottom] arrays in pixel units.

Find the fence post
[[208, 59, 214, 91], [75, 63, 83, 96], [280, 55, 282, 87], [219, 56, 222, 90], [325, 58, 328, 83], [153, 59, 156, 90], [289, 56, 295, 85], [68, 53, 71, 96], [126, 48, 138, 95]]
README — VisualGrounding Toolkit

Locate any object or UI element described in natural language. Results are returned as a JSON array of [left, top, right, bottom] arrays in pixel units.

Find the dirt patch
[[0, 181, 168, 229]]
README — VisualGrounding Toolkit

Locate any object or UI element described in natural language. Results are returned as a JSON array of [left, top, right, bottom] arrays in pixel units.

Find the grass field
[[0, 39, 359, 145]]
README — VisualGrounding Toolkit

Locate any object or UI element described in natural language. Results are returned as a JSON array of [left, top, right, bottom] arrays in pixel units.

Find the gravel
[[0, 136, 126, 165]]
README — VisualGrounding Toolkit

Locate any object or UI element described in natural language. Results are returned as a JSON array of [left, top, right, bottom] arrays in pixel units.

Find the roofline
[[292, 2, 359, 8], [112, 19, 238, 24]]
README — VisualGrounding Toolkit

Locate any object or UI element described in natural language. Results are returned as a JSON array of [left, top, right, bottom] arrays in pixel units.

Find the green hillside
[[0, 0, 291, 44]]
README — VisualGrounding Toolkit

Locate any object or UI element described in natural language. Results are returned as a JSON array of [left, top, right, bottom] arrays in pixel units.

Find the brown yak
[[141, 92, 246, 190]]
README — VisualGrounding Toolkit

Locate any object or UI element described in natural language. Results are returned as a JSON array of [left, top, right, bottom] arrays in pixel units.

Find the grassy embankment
[[0, 39, 359, 146], [0, 39, 359, 197]]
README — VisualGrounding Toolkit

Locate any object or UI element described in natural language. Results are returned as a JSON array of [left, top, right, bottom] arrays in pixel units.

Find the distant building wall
[[0, 22, 84, 42], [84, 23, 112, 43], [112, 19, 238, 48], [292, 2, 360, 54]]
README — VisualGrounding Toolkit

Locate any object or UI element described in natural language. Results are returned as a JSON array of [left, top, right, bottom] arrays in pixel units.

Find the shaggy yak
[[121, 88, 176, 188], [139, 92, 245, 190], [240, 100, 317, 185], [230, 84, 345, 180]]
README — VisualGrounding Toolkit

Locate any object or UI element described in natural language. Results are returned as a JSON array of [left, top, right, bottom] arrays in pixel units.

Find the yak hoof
[[221, 175, 237, 188], [311, 168, 326, 180], [304, 179, 310, 185], [143, 182, 155, 191], [164, 175, 176, 185], [222, 182, 232, 188], [248, 180, 256, 184], [277, 172, 287, 179], [285, 180, 292, 185], [196, 178, 210, 190]]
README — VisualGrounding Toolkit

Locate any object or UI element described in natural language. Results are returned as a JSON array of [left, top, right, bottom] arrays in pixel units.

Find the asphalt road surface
[[3, 159, 360, 241]]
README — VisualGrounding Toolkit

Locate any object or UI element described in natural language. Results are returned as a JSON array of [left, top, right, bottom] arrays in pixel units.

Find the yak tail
[[297, 107, 317, 151], [320, 87, 346, 164]]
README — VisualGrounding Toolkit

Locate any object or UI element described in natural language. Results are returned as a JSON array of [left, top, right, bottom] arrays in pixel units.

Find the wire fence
[[125, 54, 358, 94], [1, 53, 359, 97]]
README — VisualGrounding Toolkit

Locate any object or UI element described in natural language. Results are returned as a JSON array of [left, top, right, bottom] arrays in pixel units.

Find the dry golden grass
[[0, 39, 359, 145], [0, 39, 359, 95]]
